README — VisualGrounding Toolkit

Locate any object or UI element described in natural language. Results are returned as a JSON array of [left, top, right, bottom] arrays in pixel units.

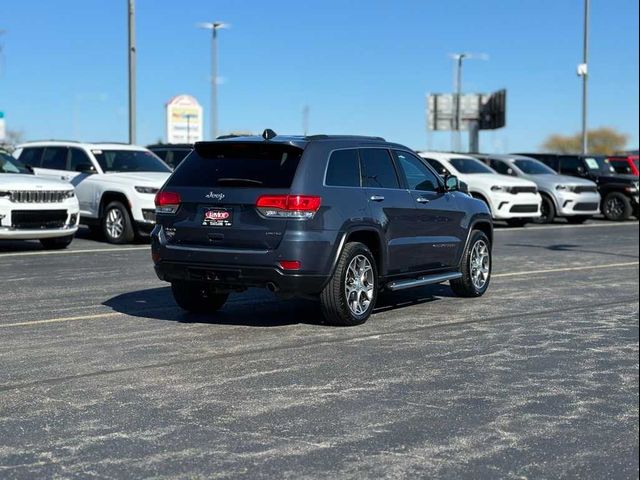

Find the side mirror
[[507, 168, 516, 176], [76, 163, 96, 174], [444, 175, 460, 192]]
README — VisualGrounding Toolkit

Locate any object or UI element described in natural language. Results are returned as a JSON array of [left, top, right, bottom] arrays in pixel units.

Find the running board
[[386, 272, 462, 291]]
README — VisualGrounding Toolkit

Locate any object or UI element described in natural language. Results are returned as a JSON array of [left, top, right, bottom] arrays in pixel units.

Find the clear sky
[[0, 0, 638, 152]]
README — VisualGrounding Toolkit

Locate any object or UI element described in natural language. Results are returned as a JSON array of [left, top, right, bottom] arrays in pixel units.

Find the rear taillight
[[256, 195, 321, 219], [155, 191, 181, 214]]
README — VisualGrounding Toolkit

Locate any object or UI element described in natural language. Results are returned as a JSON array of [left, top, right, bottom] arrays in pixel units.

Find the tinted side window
[[424, 158, 451, 176], [393, 150, 439, 192], [490, 159, 512, 175], [153, 150, 169, 161], [326, 149, 360, 187], [19, 147, 45, 167], [560, 157, 584, 175], [538, 156, 559, 171], [360, 149, 400, 189], [69, 148, 92, 171], [41, 147, 68, 170], [610, 160, 632, 174], [172, 150, 190, 167]]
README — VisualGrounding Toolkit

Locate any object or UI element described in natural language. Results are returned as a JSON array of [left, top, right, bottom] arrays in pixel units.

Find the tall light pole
[[127, 0, 136, 144], [450, 53, 488, 152], [578, 0, 590, 154], [452, 53, 467, 152], [302, 105, 310, 136], [198, 22, 228, 140]]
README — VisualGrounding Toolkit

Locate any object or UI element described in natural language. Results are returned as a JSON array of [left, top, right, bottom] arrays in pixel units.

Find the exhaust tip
[[266, 282, 279, 293]]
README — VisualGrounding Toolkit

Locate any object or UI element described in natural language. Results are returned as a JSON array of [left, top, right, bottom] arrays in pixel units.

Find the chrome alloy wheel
[[105, 207, 125, 240], [470, 240, 490, 290], [344, 254, 375, 316]]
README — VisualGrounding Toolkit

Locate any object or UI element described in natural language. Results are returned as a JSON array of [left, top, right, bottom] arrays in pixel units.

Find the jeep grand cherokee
[[151, 131, 493, 326]]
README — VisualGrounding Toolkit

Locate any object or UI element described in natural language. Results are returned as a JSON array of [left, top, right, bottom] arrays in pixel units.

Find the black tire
[[102, 201, 135, 244], [533, 195, 556, 224], [602, 192, 632, 221], [506, 218, 528, 228], [39, 235, 74, 250], [566, 215, 590, 224], [171, 281, 229, 314], [320, 242, 378, 326], [451, 230, 492, 297]]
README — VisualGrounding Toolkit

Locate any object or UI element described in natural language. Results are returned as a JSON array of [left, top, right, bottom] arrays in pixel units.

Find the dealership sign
[[166, 95, 203, 144], [0, 111, 5, 142]]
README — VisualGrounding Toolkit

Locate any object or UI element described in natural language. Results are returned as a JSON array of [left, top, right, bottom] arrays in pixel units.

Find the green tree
[[542, 127, 629, 155]]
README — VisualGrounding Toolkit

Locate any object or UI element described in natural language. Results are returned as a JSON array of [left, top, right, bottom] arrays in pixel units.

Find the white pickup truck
[[1, 150, 79, 249], [14, 141, 172, 244]]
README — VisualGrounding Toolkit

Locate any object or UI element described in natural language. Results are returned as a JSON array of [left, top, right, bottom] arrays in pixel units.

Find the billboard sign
[[427, 90, 506, 131], [166, 95, 203, 144]]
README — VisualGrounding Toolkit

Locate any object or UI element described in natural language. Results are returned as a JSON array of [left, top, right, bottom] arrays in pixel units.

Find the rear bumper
[[154, 260, 327, 294], [151, 225, 337, 295]]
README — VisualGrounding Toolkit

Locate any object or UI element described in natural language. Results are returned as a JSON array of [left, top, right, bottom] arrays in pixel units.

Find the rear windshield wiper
[[217, 178, 264, 186]]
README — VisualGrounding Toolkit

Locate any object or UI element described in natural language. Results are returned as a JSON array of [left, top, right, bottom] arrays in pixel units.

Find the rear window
[[169, 143, 303, 188]]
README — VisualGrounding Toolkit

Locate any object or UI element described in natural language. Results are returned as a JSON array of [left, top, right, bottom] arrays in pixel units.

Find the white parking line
[[0, 312, 120, 328], [495, 221, 638, 233], [2, 261, 637, 329], [0, 246, 149, 258], [493, 261, 639, 278]]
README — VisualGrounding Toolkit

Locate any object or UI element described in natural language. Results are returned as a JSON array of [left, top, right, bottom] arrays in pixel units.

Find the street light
[[577, 0, 590, 154], [127, 0, 136, 144], [449, 52, 488, 152], [197, 22, 229, 140]]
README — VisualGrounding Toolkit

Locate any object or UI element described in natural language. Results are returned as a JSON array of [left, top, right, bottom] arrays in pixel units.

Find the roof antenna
[[262, 129, 277, 140]]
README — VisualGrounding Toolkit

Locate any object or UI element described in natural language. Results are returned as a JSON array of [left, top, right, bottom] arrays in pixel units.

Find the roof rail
[[305, 134, 386, 142]]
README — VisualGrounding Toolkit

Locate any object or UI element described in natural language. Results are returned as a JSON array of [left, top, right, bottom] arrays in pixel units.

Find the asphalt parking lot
[[0, 220, 638, 479]]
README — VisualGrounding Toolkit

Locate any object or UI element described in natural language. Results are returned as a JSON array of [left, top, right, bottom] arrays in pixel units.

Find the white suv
[[419, 152, 542, 227], [1, 150, 79, 249], [14, 141, 172, 243]]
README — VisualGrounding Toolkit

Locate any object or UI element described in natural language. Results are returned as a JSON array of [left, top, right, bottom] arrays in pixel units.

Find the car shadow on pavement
[[103, 284, 448, 327]]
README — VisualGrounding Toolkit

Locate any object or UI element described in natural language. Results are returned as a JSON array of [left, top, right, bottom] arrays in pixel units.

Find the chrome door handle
[[370, 195, 385, 202], [416, 197, 430, 204]]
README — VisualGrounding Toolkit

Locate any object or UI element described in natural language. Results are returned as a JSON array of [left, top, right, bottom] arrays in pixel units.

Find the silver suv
[[472, 154, 601, 224]]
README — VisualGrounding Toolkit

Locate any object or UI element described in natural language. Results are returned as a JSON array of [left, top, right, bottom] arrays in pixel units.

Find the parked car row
[[10, 141, 172, 244], [1, 137, 638, 251]]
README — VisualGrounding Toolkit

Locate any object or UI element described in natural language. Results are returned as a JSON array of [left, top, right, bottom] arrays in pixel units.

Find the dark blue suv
[[151, 131, 493, 326]]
